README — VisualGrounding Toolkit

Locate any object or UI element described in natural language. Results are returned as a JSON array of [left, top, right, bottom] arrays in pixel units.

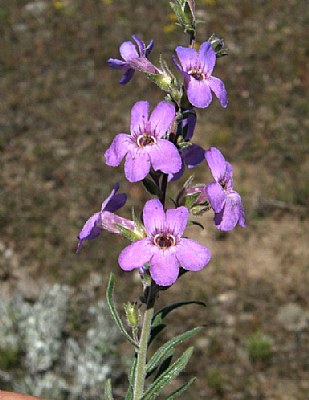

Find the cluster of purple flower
[[78, 35, 245, 287]]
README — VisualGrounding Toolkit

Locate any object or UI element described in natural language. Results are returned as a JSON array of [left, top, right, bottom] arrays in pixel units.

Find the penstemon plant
[[77, 1, 245, 399]]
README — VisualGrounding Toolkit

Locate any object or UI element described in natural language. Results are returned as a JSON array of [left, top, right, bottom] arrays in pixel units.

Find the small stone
[[277, 303, 309, 332]]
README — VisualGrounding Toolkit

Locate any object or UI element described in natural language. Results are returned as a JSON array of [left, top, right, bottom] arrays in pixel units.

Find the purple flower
[[168, 143, 205, 181], [107, 35, 156, 84], [118, 199, 211, 286], [105, 101, 182, 182], [174, 41, 228, 108], [205, 147, 245, 231], [77, 183, 133, 253]]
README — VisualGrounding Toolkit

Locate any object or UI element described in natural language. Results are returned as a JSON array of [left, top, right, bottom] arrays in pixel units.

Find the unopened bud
[[123, 302, 139, 328]]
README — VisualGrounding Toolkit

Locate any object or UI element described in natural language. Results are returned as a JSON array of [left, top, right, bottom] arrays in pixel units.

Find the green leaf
[[141, 347, 194, 400], [104, 379, 114, 400], [152, 348, 175, 381], [147, 326, 203, 373], [188, 220, 204, 229], [142, 178, 163, 197], [125, 354, 137, 400], [152, 300, 206, 327], [106, 273, 139, 348], [166, 377, 196, 399], [148, 323, 166, 347]]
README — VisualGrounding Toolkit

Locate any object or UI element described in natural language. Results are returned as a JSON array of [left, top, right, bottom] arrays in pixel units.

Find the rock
[[277, 303, 309, 332]]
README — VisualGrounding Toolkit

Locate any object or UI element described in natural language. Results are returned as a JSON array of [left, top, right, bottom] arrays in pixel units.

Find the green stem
[[133, 300, 154, 399]]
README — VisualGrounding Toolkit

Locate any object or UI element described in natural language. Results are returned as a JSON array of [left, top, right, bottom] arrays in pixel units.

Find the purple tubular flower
[[107, 35, 155, 84], [105, 101, 182, 182], [205, 147, 245, 231], [174, 41, 228, 108], [118, 199, 211, 286], [77, 183, 133, 253]]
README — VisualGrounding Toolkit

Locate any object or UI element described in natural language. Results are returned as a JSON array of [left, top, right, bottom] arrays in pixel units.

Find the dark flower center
[[137, 134, 156, 148], [153, 233, 176, 249], [220, 180, 227, 190], [188, 68, 205, 81]]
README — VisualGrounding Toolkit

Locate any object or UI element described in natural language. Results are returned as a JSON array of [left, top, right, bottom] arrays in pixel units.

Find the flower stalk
[[133, 282, 156, 399]]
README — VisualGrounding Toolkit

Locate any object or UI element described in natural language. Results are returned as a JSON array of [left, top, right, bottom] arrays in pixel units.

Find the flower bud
[[208, 34, 228, 58], [123, 302, 140, 328]]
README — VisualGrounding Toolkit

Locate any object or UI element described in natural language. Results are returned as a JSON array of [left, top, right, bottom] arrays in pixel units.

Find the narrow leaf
[[142, 178, 163, 197], [166, 377, 196, 399], [152, 349, 175, 381], [152, 301, 206, 327], [141, 347, 194, 400], [148, 323, 166, 346], [147, 326, 203, 373], [106, 273, 139, 348], [125, 354, 137, 400], [104, 379, 114, 400], [188, 220, 204, 229]]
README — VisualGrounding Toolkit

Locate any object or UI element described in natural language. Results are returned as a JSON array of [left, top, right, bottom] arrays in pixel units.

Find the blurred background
[[0, 0, 308, 399]]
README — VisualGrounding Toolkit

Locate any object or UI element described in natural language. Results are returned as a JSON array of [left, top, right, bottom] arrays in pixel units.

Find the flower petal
[[149, 101, 175, 138], [105, 134, 133, 167], [208, 76, 228, 108], [118, 238, 153, 271], [104, 193, 127, 213], [124, 148, 151, 182], [182, 109, 196, 140], [107, 58, 129, 70], [120, 68, 135, 84], [214, 192, 245, 231], [130, 101, 149, 135], [198, 41, 216, 75], [175, 46, 198, 70], [119, 41, 139, 61], [183, 144, 204, 168], [77, 212, 102, 253], [206, 182, 226, 213], [187, 79, 212, 108], [150, 249, 180, 286], [166, 206, 188, 237], [143, 199, 165, 235], [149, 139, 182, 174], [176, 238, 211, 271], [168, 158, 185, 181], [205, 147, 227, 182], [132, 34, 145, 56]]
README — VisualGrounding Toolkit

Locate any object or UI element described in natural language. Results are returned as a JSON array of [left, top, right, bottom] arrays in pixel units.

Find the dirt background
[[0, 0, 308, 399]]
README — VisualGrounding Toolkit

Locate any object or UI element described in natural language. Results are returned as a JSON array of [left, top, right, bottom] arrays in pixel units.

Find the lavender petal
[[105, 134, 133, 167], [120, 68, 135, 84], [214, 192, 244, 231], [208, 76, 228, 108], [205, 147, 227, 182], [165, 206, 188, 237], [175, 46, 198, 70], [149, 101, 175, 138], [149, 139, 182, 174], [107, 58, 129, 70], [118, 238, 153, 271], [176, 238, 211, 271], [198, 41, 216, 75], [206, 182, 226, 213], [150, 249, 180, 286], [119, 41, 139, 61], [187, 79, 212, 108], [124, 148, 151, 182], [143, 199, 165, 235], [182, 144, 205, 168], [130, 101, 149, 135]]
